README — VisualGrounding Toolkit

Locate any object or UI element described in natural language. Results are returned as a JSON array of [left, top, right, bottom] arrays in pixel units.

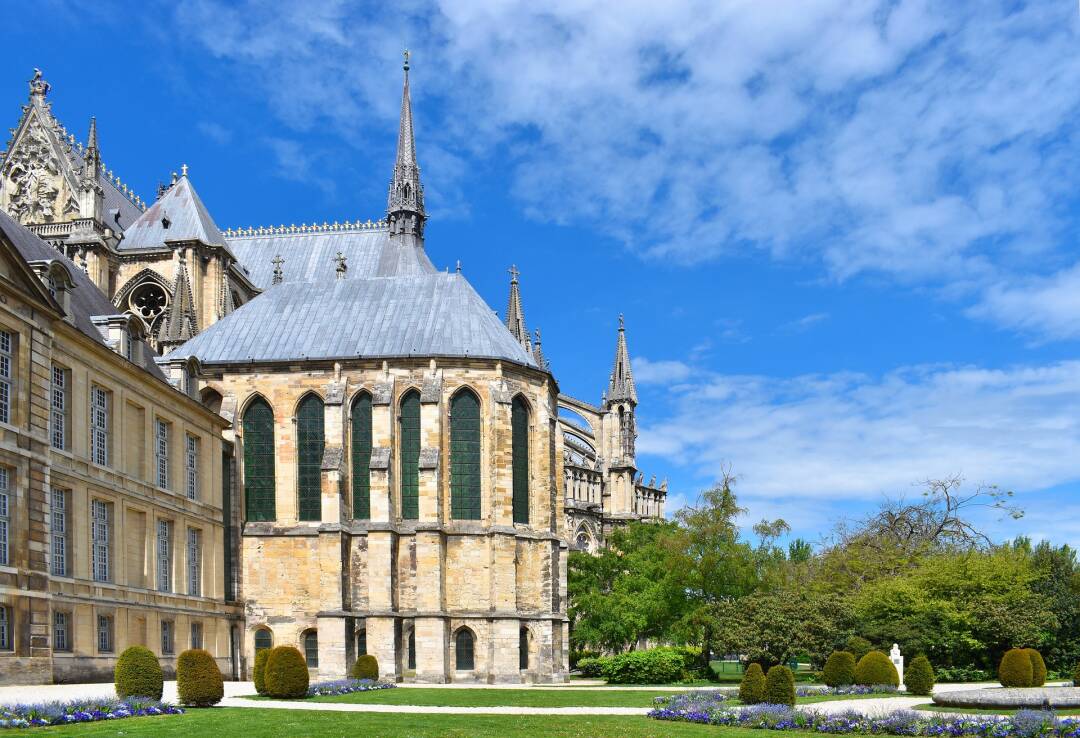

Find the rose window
[[130, 282, 169, 323]]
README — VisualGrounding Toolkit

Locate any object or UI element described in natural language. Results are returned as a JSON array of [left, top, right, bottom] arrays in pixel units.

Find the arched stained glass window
[[455, 628, 475, 671], [351, 392, 373, 520], [242, 398, 276, 522], [296, 394, 325, 522], [450, 390, 481, 520], [254, 628, 272, 652], [399, 391, 421, 519], [512, 396, 529, 524]]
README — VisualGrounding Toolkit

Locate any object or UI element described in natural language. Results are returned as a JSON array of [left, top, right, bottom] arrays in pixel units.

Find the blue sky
[[8, 0, 1080, 547]]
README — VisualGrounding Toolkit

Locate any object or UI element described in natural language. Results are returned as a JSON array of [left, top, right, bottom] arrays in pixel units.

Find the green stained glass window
[[512, 396, 529, 524], [242, 398, 276, 522], [450, 390, 482, 520], [399, 391, 421, 520], [351, 392, 373, 520], [296, 394, 325, 521]]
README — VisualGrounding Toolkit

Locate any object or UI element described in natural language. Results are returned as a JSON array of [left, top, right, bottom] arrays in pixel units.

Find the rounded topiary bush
[[739, 662, 766, 704], [176, 649, 224, 707], [822, 651, 857, 687], [764, 665, 796, 706], [905, 655, 935, 696], [1024, 648, 1047, 687], [854, 650, 900, 687], [253, 648, 271, 695], [264, 645, 309, 699], [999, 647, 1034, 688], [846, 636, 873, 662], [351, 654, 379, 681], [114, 645, 164, 700]]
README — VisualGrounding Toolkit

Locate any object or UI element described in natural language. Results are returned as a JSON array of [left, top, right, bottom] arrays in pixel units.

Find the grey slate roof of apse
[[225, 226, 436, 288], [167, 273, 539, 369], [119, 176, 226, 251], [0, 209, 167, 380]]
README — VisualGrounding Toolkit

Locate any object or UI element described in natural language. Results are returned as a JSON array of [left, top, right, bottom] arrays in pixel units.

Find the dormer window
[[161, 215, 171, 229]]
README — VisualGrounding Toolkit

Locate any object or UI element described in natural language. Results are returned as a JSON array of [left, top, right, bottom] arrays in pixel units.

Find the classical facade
[[0, 61, 666, 684], [0, 208, 240, 685]]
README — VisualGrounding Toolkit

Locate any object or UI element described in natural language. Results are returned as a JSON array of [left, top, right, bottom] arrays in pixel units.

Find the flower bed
[[0, 697, 182, 729], [650, 701, 1080, 737], [797, 685, 899, 697], [306, 678, 397, 697], [933, 688, 1080, 709]]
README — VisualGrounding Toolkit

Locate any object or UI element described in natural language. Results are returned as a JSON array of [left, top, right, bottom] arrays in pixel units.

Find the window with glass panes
[[351, 392, 372, 519], [155, 419, 170, 489], [398, 391, 420, 519], [254, 629, 272, 652], [0, 329, 12, 425], [296, 394, 324, 521], [90, 387, 109, 466], [511, 397, 530, 524], [0, 468, 8, 567], [50, 365, 67, 450], [51, 488, 68, 576], [190, 622, 202, 650], [187, 528, 201, 596], [450, 391, 481, 520], [91, 500, 109, 582], [455, 628, 475, 670], [0, 606, 10, 651], [97, 614, 113, 652], [156, 519, 171, 592], [242, 399, 276, 521], [161, 620, 174, 654], [54, 611, 70, 652], [303, 630, 318, 667], [185, 435, 198, 500]]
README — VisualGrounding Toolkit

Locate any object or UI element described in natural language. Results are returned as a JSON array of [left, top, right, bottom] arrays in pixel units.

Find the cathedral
[[0, 61, 666, 684]]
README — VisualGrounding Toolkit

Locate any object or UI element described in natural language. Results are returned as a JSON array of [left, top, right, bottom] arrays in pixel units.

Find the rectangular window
[[0, 468, 8, 567], [91, 499, 110, 582], [187, 527, 201, 597], [0, 605, 10, 651], [0, 329, 12, 425], [50, 365, 67, 450], [156, 519, 171, 593], [190, 621, 203, 650], [124, 329, 135, 363], [97, 614, 113, 653], [53, 611, 70, 652], [185, 435, 199, 500], [155, 419, 170, 489], [161, 620, 174, 655], [90, 386, 109, 466], [51, 488, 68, 577]]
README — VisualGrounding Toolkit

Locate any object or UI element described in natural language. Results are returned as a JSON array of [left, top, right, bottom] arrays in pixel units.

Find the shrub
[[846, 636, 873, 662], [601, 648, 685, 684], [350, 654, 379, 681], [822, 651, 857, 687], [764, 665, 796, 706], [999, 648, 1034, 688], [253, 649, 271, 695], [570, 650, 600, 668], [264, 645, 310, 699], [1024, 649, 1047, 687], [740, 662, 767, 704], [114, 646, 163, 700], [935, 665, 991, 683], [1072, 662, 1080, 687], [577, 657, 607, 678], [176, 649, 224, 707], [854, 651, 899, 688], [904, 655, 935, 696]]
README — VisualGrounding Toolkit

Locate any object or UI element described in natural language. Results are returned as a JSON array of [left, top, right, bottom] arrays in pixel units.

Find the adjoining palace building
[[0, 61, 667, 684]]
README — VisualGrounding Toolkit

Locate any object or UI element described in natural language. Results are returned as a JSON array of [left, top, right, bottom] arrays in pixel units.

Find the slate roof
[[0, 209, 167, 380], [166, 272, 539, 369], [119, 176, 226, 251]]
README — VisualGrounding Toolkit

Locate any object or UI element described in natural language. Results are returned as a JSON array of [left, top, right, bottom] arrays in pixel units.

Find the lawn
[[304, 686, 680, 707], [1, 708, 736, 737]]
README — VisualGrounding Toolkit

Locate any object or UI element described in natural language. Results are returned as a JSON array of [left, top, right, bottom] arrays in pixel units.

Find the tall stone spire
[[386, 49, 425, 241], [159, 254, 199, 351], [607, 314, 637, 405], [83, 116, 101, 180], [505, 264, 532, 352]]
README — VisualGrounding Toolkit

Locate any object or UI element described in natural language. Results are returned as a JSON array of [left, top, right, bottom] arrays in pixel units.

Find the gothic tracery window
[[351, 392, 373, 520], [242, 398, 276, 522], [450, 390, 481, 520], [511, 396, 529, 524], [296, 394, 325, 522], [129, 282, 169, 334], [399, 390, 421, 520]]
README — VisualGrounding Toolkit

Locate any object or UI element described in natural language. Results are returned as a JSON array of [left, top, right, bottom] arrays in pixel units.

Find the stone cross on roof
[[271, 254, 284, 285], [335, 251, 347, 279]]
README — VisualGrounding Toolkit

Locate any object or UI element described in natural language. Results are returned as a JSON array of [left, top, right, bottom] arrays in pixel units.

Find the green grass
[[913, 704, 1080, 716], [304, 687, 678, 707], [2, 708, 730, 737]]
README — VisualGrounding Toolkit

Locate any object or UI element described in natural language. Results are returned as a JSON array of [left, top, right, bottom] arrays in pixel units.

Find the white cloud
[[633, 356, 694, 384], [783, 312, 830, 332], [971, 264, 1080, 341], [197, 121, 232, 145]]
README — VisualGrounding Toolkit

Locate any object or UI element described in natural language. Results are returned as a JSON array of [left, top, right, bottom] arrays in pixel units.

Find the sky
[[6, 0, 1080, 548]]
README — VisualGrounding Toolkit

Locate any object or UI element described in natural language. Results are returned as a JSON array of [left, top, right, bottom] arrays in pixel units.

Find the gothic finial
[[533, 327, 549, 371], [505, 264, 530, 351], [509, 264, 519, 284], [271, 254, 284, 285], [455, 260, 462, 273], [83, 116, 101, 181], [28, 68, 50, 99], [619, 313, 625, 331], [607, 314, 637, 404], [334, 251, 347, 279], [403, 48, 410, 72], [181, 163, 188, 177]]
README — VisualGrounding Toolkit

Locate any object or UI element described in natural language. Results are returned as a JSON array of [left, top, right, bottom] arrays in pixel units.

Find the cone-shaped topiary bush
[[846, 636, 872, 662], [350, 654, 379, 681], [764, 665, 796, 706], [253, 648, 270, 695], [854, 650, 899, 687], [1024, 649, 1047, 687], [114, 645, 163, 700], [999, 647, 1033, 688], [176, 649, 224, 707], [739, 662, 766, 704], [822, 651, 857, 687], [264, 645, 309, 699], [905, 655, 935, 696]]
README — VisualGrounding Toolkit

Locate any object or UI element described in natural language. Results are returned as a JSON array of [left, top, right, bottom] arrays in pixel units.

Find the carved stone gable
[[3, 117, 67, 223]]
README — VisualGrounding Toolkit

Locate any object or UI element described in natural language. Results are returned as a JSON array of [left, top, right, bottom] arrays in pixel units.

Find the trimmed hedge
[[1024, 649, 1047, 687], [601, 648, 686, 684], [764, 665, 796, 706], [905, 655, 935, 696], [740, 663, 766, 704], [823, 651, 857, 687], [114, 646, 163, 700], [176, 649, 224, 707], [998, 648, 1033, 688], [1073, 661, 1080, 687], [253, 649, 270, 695], [351, 654, 379, 681], [854, 651, 899, 688], [577, 657, 605, 678], [264, 646, 310, 699], [846, 637, 873, 662]]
